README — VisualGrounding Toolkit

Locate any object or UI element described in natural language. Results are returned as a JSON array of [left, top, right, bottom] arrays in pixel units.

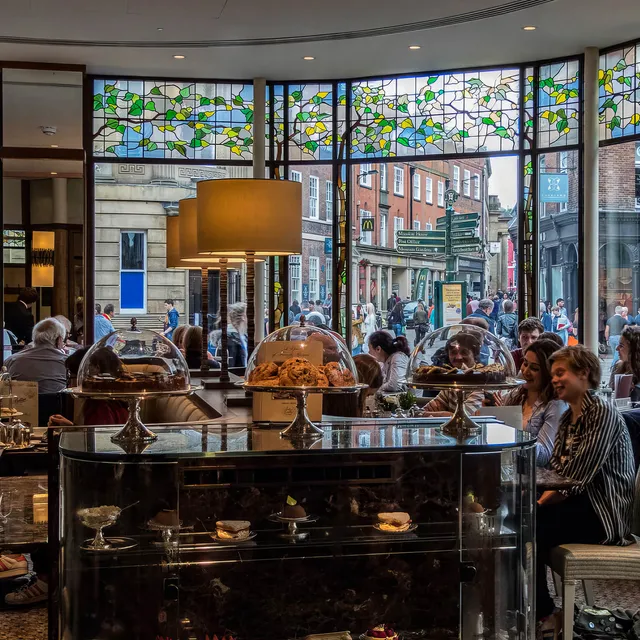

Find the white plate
[[373, 523, 418, 534], [210, 530, 257, 544]]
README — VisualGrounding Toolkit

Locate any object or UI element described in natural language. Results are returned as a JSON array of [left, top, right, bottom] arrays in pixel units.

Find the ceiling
[[0, 0, 636, 79]]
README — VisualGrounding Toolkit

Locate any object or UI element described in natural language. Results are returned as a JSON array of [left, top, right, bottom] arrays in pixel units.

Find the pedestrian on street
[[551, 306, 570, 345], [388, 302, 405, 337], [290, 299, 301, 318], [606, 305, 629, 366], [362, 303, 377, 353], [94, 304, 116, 341], [162, 299, 180, 341], [387, 293, 396, 313], [413, 302, 429, 346], [322, 293, 332, 320], [541, 301, 553, 332], [465, 298, 496, 334], [496, 300, 518, 349]]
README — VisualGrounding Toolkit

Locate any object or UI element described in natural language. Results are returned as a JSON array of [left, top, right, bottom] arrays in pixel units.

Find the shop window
[[290, 170, 302, 182], [120, 231, 146, 313], [413, 221, 420, 230]]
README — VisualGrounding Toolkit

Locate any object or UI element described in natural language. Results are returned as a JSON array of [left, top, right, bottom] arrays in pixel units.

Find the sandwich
[[376, 512, 412, 533], [215, 520, 251, 541]]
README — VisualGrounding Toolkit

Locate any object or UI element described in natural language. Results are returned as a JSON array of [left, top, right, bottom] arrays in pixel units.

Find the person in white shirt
[[362, 303, 377, 354]]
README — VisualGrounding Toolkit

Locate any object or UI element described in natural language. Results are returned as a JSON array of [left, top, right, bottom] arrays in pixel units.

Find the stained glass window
[[523, 67, 534, 149], [350, 70, 520, 158], [93, 79, 254, 160], [599, 44, 640, 140], [287, 84, 334, 161], [268, 85, 285, 165], [537, 60, 580, 148]]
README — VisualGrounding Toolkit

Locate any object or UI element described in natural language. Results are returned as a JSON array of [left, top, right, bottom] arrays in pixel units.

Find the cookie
[[316, 372, 330, 387], [279, 358, 319, 387], [251, 377, 280, 387], [324, 362, 345, 386], [248, 362, 279, 383]]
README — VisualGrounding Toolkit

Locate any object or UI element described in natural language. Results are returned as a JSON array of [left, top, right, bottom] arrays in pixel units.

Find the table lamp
[[168, 199, 243, 382], [196, 179, 302, 355]]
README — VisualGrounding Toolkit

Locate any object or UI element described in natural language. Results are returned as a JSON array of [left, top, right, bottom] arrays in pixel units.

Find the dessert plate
[[209, 531, 257, 544]]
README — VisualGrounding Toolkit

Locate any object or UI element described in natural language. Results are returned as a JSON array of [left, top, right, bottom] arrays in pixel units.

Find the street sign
[[452, 212, 480, 223], [436, 216, 447, 227], [451, 243, 482, 255], [396, 230, 445, 239], [450, 220, 478, 230], [539, 173, 568, 203], [397, 245, 446, 254], [361, 217, 375, 232], [450, 229, 476, 239]]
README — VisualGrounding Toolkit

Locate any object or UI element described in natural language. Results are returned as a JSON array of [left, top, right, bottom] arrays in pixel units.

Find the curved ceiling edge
[[0, 0, 555, 48]]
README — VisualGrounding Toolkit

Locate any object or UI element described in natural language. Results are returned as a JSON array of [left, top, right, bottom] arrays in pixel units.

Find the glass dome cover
[[77, 328, 190, 394], [245, 324, 359, 389], [408, 324, 517, 387]]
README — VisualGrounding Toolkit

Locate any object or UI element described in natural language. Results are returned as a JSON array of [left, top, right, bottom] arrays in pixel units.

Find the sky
[[488, 155, 518, 210]]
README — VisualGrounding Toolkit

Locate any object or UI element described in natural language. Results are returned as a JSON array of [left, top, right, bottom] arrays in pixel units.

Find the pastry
[[279, 357, 319, 387], [251, 377, 280, 387], [363, 625, 398, 640], [377, 512, 412, 533], [413, 362, 506, 385], [149, 510, 181, 528], [248, 362, 279, 383], [305, 633, 352, 640], [316, 369, 330, 387], [324, 362, 356, 387], [82, 371, 187, 392], [215, 520, 251, 541], [282, 495, 307, 519]]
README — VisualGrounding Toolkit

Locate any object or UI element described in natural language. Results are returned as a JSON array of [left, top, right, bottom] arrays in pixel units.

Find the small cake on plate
[[282, 495, 307, 519], [376, 512, 412, 533], [215, 520, 251, 541], [149, 509, 181, 528], [363, 625, 398, 640]]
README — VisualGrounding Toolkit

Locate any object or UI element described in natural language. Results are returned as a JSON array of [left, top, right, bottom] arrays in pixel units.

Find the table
[[536, 467, 577, 490]]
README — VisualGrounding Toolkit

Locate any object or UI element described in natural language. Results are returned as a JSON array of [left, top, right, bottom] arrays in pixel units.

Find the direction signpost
[[393, 183, 483, 281]]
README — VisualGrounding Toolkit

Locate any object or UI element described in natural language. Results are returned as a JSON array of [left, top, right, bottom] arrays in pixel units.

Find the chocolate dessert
[[413, 363, 506, 385], [282, 495, 306, 519], [363, 625, 398, 640], [82, 371, 187, 393]]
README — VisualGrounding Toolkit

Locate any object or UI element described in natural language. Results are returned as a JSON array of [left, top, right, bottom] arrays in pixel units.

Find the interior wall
[[2, 178, 22, 225]]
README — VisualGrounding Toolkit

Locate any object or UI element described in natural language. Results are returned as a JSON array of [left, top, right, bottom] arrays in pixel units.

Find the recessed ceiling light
[[522, 25, 536, 31], [173, 54, 185, 59], [157, 27, 163, 31], [50, 144, 58, 148], [303, 56, 315, 61], [409, 45, 421, 50], [50, 172, 58, 175]]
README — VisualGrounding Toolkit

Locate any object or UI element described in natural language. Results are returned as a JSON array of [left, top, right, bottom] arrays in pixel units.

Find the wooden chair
[[549, 468, 640, 638]]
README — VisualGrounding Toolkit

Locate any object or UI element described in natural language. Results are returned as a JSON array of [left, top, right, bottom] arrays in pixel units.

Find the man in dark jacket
[[465, 298, 496, 334], [4, 287, 38, 345]]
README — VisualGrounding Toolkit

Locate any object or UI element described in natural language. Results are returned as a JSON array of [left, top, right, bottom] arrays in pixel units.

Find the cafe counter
[[57, 420, 536, 640]]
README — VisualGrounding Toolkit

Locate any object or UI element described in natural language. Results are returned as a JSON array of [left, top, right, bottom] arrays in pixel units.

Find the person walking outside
[[387, 301, 405, 337], [551, 305, 570, 345], [322, 293, 332, 321], [94, 304, 116, 341], [465, 298, 496, 334], [162, 299, 179, 340], [362, 303, 377, 353], [496, 300, 518, 349], [606, 305, 629, 366], [413, 301, 429, 346]]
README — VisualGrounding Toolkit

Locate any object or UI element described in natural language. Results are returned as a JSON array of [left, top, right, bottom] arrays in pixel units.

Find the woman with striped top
[[537, 345, 635, 624]]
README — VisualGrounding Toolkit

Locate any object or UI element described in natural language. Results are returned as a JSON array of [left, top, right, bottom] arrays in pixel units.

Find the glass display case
[[58, 421, 535, 640]]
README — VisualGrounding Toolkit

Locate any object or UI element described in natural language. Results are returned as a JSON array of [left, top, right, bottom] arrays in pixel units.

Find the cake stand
[[408, 379, 523, 439], [65, 386, 200, 445], [0, 394, 29, 449], [268, 512, 318, 541], [242, 383, 367, 439]]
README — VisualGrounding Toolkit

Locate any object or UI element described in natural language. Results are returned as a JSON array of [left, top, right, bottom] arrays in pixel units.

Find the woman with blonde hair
[[362, 303, 377, 353], [210, 302, 249, 367]]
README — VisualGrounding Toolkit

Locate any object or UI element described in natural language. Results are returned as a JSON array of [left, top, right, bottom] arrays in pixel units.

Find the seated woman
[[171, 324, 188, 355], [536, 345, 635, 627], [422, 332, 484, 416], [368, 331, 410, 396], [609, 325, 640, 401], [183, 325, 218, 369], [496, 338, 566, 466]]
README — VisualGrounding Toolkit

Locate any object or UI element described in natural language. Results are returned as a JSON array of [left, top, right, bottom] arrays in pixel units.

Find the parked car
[[402, 301, 419, 328]]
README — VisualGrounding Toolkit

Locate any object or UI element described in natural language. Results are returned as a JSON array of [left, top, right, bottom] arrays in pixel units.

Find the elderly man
[[4, 318, 67, 394], [465, 298, 496, 334]]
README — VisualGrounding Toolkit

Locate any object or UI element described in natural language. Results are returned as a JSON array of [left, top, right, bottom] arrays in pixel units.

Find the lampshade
[[175, 199, 244, 267], [196, 178, 302, 256], [32, 231, 55, 287]]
